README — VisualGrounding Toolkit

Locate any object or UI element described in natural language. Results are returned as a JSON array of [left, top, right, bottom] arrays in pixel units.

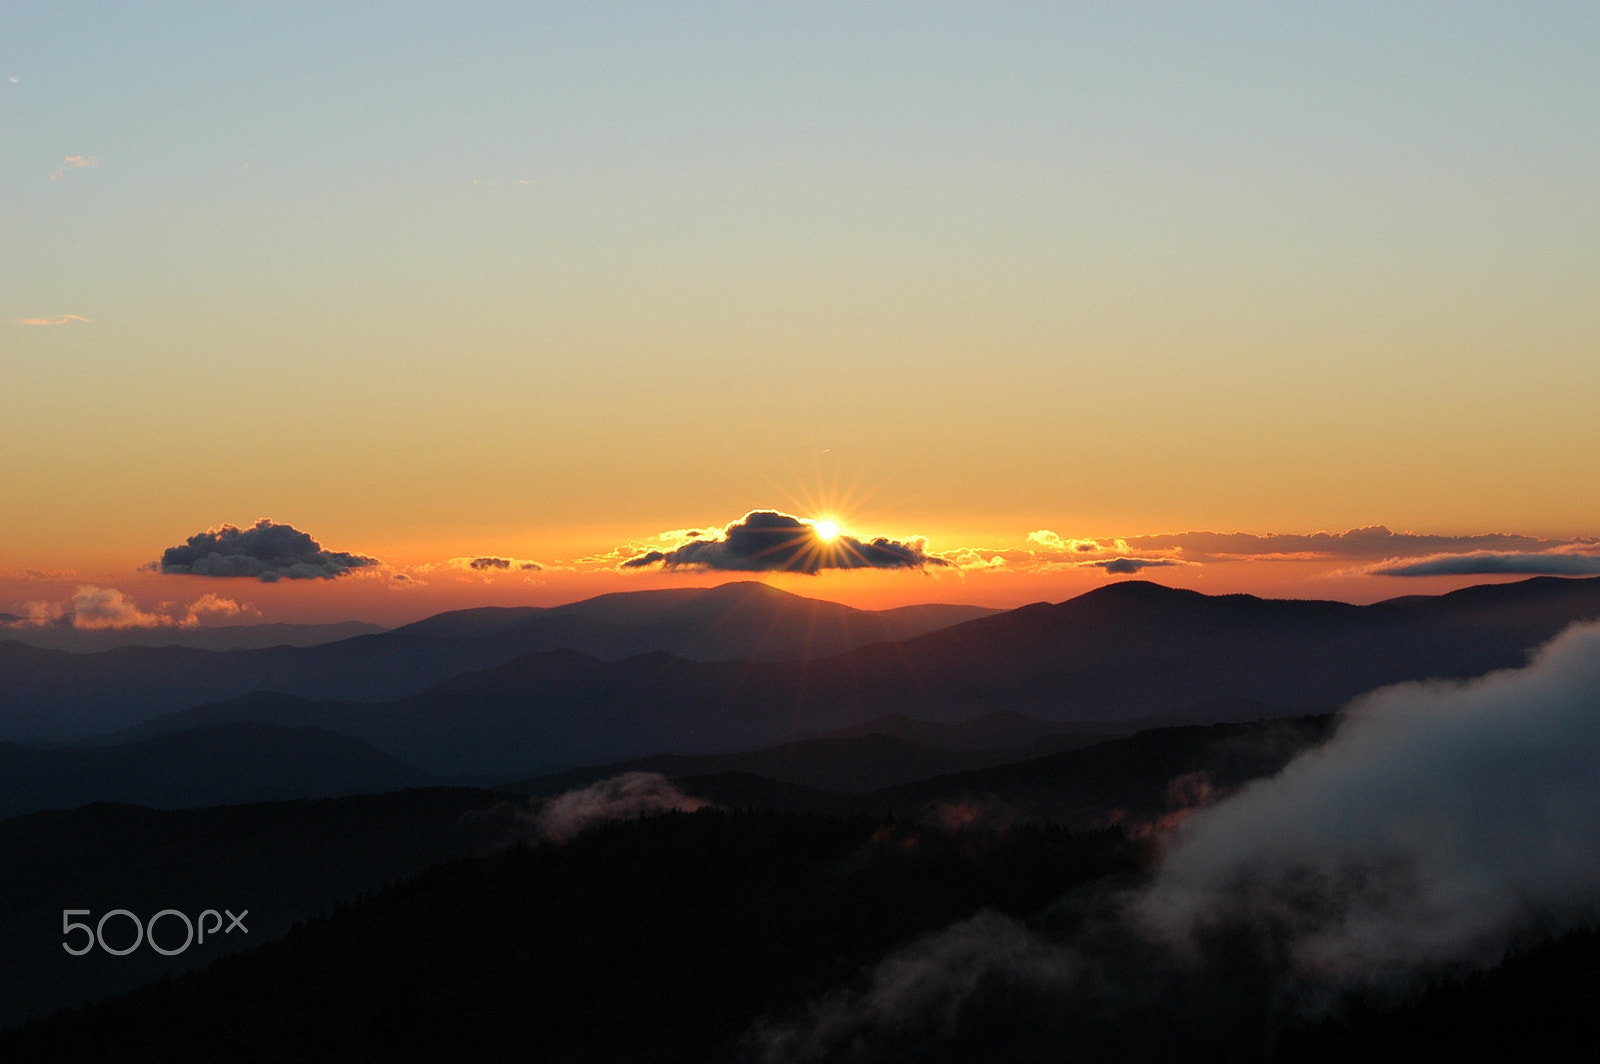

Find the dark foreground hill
[[8, 805, 1591, 1064], [0, 713, 1322, 1028], [503, 726, 1111, 796], [0, 809, 1147, 1063], [0, 788, 522, 1029], [1274, 925, 1600, 1063], [0, 583, 994, 741]]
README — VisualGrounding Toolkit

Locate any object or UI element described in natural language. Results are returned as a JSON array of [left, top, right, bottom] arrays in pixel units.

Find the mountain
[[824, 714, 1340, 830], [0, 808, 1143, 1062], [1276, 924, 1600, 1063], [0, 787, 524, 1030], [818, 711, 1117, 751], [538, 581, 999, 660], [115, 576, 1600, 778], [0, 582, 998, 741], [0, 621, 387, 654], [0, 722, 429, 819], [8, 797, 1590, 1062], [560, 714, 1333, 830], [502, 728, 1110, 796], [810, 575, 1600, 724]]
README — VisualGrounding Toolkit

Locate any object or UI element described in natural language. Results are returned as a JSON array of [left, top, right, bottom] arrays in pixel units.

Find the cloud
[[12, 314, 91, 326], [156, 519, 380, 581], [3, 587, 259, 630], [10, 586, 164, 630], [1120, 527, 1576, 563], [941, 526, 1598, 575], [178, 593, 257, 626], [1093, 558, 1179, 575], [59, 586, 169, 629], [749, 622, 1600, 1060], [746, 910, 1079, 1063], [619, 510, 949, 573], [441, 556, 544, 574], [1026, 530, 1105, 553], [1369, 551, 1600, 578], [1138, 619, 1600, 981], [48, 154, 99, 180], [532, 773, 709, 844], [0, 567, 77, 581]]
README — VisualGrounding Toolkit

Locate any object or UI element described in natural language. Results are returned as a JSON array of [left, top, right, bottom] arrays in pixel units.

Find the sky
[[4, 3, 1598, 627]]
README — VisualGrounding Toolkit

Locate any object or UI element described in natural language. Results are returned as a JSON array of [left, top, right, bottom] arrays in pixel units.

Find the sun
[[812, 520, 840, 542]]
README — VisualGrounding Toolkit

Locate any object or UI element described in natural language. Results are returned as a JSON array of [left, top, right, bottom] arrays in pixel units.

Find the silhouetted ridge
[[0, 583, 998, 741]]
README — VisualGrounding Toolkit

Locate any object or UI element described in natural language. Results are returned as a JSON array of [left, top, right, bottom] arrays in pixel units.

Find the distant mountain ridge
[[0, 582, 998, 741], [111, 576, 1600, 778], [0, 722, 428, 819], [0, 620, 387, 654]]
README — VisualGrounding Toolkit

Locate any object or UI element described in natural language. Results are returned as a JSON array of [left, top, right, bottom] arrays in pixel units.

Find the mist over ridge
[[749, 618, 1600, 1061]]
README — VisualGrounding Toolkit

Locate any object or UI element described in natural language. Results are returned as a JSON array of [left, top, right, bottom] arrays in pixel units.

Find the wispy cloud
[[0, 567, 77, 581], [48, 154, 99, 180], [939, 526, 1598, 577], [1369, 551, 1600, 578], [12, 314, 91, 326]]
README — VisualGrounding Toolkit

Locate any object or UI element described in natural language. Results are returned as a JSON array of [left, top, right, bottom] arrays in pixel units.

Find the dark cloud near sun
[[620, 510, 948, 573], [1371, 551, 1600, 578], [156, 519, 380, 582]]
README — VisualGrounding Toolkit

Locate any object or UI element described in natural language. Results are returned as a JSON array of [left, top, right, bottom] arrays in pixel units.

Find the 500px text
[[62, 908, 249, 956]]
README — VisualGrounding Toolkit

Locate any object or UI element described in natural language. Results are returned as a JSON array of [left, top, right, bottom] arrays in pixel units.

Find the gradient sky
[[4, 3, 1598, 625]]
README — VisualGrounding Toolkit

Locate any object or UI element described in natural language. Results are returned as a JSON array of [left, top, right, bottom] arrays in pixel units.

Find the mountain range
[[0, 620, 387, 654], [0, 582, 996, 741], [87, 575, 1600, 778]]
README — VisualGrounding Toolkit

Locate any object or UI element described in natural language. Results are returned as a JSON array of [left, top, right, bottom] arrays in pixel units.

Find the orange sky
[[6, 7, 1597, 629], [4, 509, 1593, 630]]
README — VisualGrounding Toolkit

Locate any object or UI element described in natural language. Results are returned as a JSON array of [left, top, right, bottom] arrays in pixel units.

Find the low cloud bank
[[1139, 618, 1600, 978], [749, 621, 1600, 1060], [2, 586, 255, 630], [157, 519, 379, 581]]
